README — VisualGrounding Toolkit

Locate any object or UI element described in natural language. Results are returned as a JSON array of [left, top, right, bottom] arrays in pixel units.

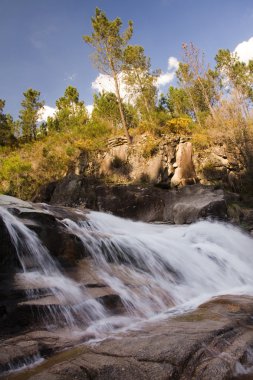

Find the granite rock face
[[73, 135, 246, 190], [171, 141, 197, 187], [35, 178, 229, 224]]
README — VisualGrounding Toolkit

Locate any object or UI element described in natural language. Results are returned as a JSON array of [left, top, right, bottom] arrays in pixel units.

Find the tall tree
[[19, 89, 44, 141], [92, 92, 136, 129], [123, 45, 157, 122], [51, 86, 88, 131], [0, 99, 16, 146], [177, 43, 218, 126], [215, 49, 253, 116], [167, 86, 191, 117], [182, 43, 218, 118], [83, 8, 133, 143]]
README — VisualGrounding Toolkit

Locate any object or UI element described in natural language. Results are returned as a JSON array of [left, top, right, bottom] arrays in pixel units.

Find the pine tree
[[19, 89, 44, 141], [83, 8, 133, 143], [123, 45, 157, 122], [0, 99, 16, 146], [51, 86, 88, 132]]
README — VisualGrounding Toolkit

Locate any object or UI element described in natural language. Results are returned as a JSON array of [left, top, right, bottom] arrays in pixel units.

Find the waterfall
[[1, 205, 253, 339], [0, 207, 106, 328], [63, 211, 253, 329]]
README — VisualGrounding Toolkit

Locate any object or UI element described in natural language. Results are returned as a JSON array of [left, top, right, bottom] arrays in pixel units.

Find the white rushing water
[[64, 212, 253, 328], [0, 207, 106, 328], [1, 206, 253, 339]]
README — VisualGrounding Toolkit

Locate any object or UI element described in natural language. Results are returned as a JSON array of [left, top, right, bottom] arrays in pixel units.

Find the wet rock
[[0, 195, 88, 269], [171, 186, 227, 224], [5, 296, 253, 380], [0, 339, 39, 373]]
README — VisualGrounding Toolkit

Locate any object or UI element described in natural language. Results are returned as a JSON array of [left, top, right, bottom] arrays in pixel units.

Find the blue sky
[[1, 0, 253, 118]]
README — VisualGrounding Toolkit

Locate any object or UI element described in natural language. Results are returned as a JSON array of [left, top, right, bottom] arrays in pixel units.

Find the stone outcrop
[[193, 144, 244, 189], [35, 177, 229, 224], [72, 135, 244, 190], [171, 141, 197, 187]]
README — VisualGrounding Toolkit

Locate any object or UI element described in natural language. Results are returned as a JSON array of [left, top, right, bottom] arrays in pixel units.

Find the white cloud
[[156, 72, 175, 87], [168, 56, 179, 71], [86, 104, 94, 116], [234, 36, 253, 63], [91, 72, 130, 101], [92, 73, 116, 93], [91, 55, 179, 101], [156, 56, 179, 87], [38, 105, 56, 122]]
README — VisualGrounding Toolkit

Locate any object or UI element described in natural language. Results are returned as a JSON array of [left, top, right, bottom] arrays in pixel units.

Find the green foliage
[[83, 8, 133, 143], [123, 45, 158, 121], [0, 155, 32, 197], [19, 89, 44, 141], [92, 92, 121, 127], [0, 100, 17, 146], [66, 145, 76, 157], [167, 86, 191, 117], [52, 86, 88, 132], [92, 92, 137, 129], [215, 49, 253, 103], [84, 119, 111, 140], [83, 8, 133, 75], [142, 136, 159, 158], [176, 43, 219, 126]]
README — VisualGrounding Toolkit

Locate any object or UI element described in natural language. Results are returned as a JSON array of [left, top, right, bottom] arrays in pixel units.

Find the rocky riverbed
[[2, 296, 253, 380], [1, 193, 253, 379]]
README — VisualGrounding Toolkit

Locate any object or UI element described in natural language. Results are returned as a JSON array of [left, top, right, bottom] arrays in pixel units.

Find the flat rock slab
[[2, 295, 253, 380]]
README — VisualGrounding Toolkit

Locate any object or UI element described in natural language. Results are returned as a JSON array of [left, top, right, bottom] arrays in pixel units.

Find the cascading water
[[0, 207, 106, 329], [62, 210, 253, 335], [1, 205, 253, 339]]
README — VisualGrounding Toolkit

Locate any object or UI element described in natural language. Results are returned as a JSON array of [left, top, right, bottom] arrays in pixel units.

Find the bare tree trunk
[[113, 72, 132, 144], [183, 84, 202, 128], [135, 71, 153, 123], [196, 76, 217, 121]]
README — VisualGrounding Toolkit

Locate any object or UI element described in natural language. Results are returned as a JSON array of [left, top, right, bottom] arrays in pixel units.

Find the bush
[[191, 132, 210, 149], [166, 117, 192, 134], [142, 136, 159, 158], [0, 155, 32, 197]]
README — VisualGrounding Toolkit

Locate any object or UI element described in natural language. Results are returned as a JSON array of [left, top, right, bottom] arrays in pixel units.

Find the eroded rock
[[3, 296, 253, 380], [171, 141, 197, 187], [35, 178, 229, 224]]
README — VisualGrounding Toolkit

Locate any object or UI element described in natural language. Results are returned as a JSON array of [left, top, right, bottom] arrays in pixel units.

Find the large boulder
[[169, 185, 227, 224], [34, 177, 230, 224]]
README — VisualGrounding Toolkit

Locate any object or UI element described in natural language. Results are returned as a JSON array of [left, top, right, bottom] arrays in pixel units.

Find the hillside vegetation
[[1, 9, 253, 200]]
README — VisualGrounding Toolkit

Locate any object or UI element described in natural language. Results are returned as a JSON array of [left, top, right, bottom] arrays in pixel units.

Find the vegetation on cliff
[[0, 8, 253, 199]]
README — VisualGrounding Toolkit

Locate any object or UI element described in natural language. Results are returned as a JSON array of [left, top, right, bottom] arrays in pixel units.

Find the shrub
[[0, 155, 32, 197], [142, 136, 159, 158], [166, 117, 192, 134], [191, 132, 210, 149]]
